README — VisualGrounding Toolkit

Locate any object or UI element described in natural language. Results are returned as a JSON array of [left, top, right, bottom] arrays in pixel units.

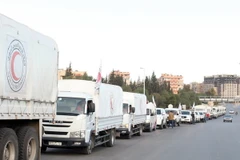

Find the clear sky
[[1, 0, 240, 84]]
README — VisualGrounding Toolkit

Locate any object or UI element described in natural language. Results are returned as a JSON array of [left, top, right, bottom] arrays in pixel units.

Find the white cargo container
[[143, 102, 157, 132], [42, 80, 123, 154], [116, 92, 146, 139], [0, 14, 58, 160]]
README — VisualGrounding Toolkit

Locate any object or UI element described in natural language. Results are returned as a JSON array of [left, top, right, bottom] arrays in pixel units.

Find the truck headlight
[[70, 131, 81, 138], [70, 131, 85, 138], [80, 131, 85, 138]]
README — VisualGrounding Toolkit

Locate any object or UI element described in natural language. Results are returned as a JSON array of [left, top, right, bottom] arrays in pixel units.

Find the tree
[[122, 84, 132, 92], [150, 72, 160, 94], [63, 62, 73, 79], [108, 70, 124, 87], [205, 88, 216, 96], [75, 72, 93, 80]]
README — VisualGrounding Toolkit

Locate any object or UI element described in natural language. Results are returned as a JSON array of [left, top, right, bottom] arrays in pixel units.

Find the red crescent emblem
[[11, 51, 20, 81]]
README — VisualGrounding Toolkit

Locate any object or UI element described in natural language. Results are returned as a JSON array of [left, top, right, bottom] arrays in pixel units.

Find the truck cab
[[116, 92, 146, 139], [42, 92, 96, 154]]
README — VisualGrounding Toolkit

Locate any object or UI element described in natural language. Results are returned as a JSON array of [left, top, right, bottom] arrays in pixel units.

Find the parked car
[[165, 108, 181, 127], [181, 110, 192, 124], [156, 108, 168, 129]]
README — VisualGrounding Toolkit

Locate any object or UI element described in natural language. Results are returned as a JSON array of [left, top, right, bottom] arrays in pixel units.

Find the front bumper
[[116, 128, 130, 134], [42, 137, 88, 148]]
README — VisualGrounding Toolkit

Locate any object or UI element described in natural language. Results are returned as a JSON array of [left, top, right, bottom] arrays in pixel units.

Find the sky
[[1, 0, 240, 84]]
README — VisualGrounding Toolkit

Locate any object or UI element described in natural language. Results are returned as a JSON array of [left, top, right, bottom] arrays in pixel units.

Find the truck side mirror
[[131, 107, 135, 113], [88, 103, 95, 113]]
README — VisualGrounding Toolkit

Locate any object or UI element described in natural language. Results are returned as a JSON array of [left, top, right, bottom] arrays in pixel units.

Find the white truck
[[0, 14, 58, 160], [156, 108, 168, 129], [116, 92, 146, 139], [143, 102, 157, 132], [42, 80, 123, 154]]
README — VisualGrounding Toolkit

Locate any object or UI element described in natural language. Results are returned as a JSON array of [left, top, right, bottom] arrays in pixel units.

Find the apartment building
[[158, 73, 184, 94], [203, 74, 239, 97], [190, 82, 204, 94]]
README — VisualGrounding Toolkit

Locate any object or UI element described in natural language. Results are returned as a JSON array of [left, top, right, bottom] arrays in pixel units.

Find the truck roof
[[58, 91, 92, 99]]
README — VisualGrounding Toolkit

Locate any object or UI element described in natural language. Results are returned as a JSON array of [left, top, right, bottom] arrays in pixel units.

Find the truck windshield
[[123, 103, 128, 114], [57, 97, 86, 115]]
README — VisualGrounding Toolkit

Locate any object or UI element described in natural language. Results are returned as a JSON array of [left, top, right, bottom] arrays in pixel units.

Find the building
[[158, 74, 184, 94], [109, 70, 130, 85], [203, 74, 239, 97], [190, 82, 204, 94], [58, 69, 86, 80]]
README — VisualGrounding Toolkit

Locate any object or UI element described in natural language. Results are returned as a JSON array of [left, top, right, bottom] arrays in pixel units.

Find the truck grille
[[44, 131, 68, 135]]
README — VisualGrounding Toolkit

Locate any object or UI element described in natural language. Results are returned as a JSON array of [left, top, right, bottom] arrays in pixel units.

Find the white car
[[181, 110, 192, 123], [156, 108, 168, 129], [194, 112, 201, 122], [165, 108, 181, 126], [229, 110, 235, 114]]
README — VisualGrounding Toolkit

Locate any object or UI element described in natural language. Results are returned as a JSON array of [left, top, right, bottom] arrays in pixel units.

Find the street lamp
[[140, 67, 145, 95]]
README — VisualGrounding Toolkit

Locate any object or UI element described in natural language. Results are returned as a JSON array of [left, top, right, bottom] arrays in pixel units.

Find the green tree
[[205, 88, 216, 96], [76, 72, 93, 80], [63, 62, 73, 79], [122, 84, 132, 92], [150, 72, 160, 94]]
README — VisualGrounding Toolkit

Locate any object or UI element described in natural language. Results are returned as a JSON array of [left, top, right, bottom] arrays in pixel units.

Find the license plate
[[49, 142, 62, 146], [122, 131, 126, 133]]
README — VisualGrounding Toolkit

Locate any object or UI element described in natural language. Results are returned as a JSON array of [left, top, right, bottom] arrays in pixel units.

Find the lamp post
[[140, 67, 145, 95]]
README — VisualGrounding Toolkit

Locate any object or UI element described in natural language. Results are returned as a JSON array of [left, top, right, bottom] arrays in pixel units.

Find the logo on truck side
[[6, 39, 27, 92]]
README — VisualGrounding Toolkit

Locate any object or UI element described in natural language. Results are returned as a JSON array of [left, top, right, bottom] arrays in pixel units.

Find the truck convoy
[[42, 80, 123, 154], [116, 92, 146, 139], [0, 14, 58, 160]]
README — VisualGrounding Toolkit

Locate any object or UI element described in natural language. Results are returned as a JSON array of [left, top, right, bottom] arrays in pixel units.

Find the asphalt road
[[42, 104, 240, 160]]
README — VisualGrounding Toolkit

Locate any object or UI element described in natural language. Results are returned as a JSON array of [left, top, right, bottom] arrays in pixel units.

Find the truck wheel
[[82, 135, 94, 154], [106, 129, 115, 147], [0, 128, 18, 160], [17, 127, 39, 160], [136, 125, 143, 136], [126, 133, 132, 139]]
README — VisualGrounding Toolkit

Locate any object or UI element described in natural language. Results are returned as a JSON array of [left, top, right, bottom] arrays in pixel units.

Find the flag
[[95, 62, 102, 94], [192, 102, 195, 109], [178, 103, 182, 110], [152, 95, 156, 107]]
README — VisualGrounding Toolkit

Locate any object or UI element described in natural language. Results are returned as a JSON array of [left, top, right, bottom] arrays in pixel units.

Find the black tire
[[17, 126, 39, 160], [82, 135, 94, 155], [0, 128, 19, 160], [106, 129, 115, 147]]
